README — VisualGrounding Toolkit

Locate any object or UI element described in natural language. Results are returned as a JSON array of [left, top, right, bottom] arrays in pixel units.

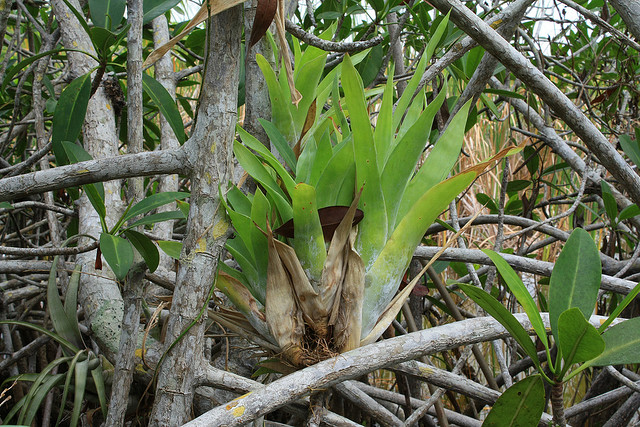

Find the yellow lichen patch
[[210, 143, 216, 153], [419, 365, 434, 375], [196, 237, 206, 252], [490, 19, 503, 29], [135, 348, 145, 358], [232, 406, 245, 417], [76, 169, 90, 174], [212, 220, 229, 239], [106, 103, 112, 110]]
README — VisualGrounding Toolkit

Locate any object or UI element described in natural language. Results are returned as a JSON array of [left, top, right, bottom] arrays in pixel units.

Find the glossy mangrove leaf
[[124, 229, 160, 273], [557, 308, 604, 370], [587, 317, 640, 367], [143, 0, 181, 24], [126, 210, 185, 229], [342, 54, 387, 267], [99, 233, 134, 281], [89, 0, 125, 30], [599, 281, 640, 332], [158, 240, 182, 260], [549, 228, 601, 342], [483, 375, 545, 427], [52, 73, 92, 165], [459, 284, 541, 369], [483, 249, 548, 349], [122, 191, 189, 223], [619, 133, 640, 168], [142, 73, 186, 144]]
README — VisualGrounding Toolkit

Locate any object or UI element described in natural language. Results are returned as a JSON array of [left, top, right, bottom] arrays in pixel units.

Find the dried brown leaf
[[248, 0, 277, 48], [294, 99, 317, 157]]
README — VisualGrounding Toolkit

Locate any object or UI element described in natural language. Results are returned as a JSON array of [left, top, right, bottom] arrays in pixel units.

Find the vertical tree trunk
[[148, 7, 242, 425]]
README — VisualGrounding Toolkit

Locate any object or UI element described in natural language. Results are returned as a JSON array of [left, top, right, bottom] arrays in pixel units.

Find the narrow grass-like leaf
[[91, 361, 108, 420], [599, 282, 640, 332], [459, 284, 541, 368], [142, 73, 186, 144], [71, 358, 89, 427], [48, 258, 83, 349], [124, 230, 160, 273], [558, 308, 604, 373], [0, 320, 79, 354], [56, 351, 83, 427], [20, 372, 66, 426], [258, 119, 297, 173], [483, 375, 545, 427], [484, 249, 548, 348], [549, 228, 602, 342], [99, 233, 134, 281], [2, 48, 89, 91], [342, 54, 387, 266]]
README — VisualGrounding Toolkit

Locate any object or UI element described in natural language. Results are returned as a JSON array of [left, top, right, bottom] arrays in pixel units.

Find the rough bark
[[148, 7, 241, 425], [607, 0, 640, 42]]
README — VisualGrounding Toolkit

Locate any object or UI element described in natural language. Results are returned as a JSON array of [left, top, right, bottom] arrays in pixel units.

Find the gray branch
[[285, 19, 384, 52]]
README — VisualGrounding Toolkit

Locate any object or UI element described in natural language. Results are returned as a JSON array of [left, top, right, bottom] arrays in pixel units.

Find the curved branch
[[0, 149, 188, 202], [0, 240, 99, 256], [184, 313, 615, 426], [285, 19, 383, 52], [413, 246, 637, 294], [428, 0, 640, 207]]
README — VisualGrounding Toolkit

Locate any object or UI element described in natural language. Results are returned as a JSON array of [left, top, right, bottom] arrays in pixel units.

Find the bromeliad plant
[[461, 228, 640, 425], [217, 18, 517, 367]]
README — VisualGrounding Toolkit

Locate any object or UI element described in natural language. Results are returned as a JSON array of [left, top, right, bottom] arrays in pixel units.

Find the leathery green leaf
[[256, 54, 297, 144], [374, 66, 395, 170], [124, 229, 160, 273], [483, 375, 545, 427], [483, 249, 548, 349], [315, 138, 356, 208], [362, 171, 475, 336], [558, 308, 604, 370], [459, 284, 541, 369], [549, 228, 601, 343], [292, 53, 327, 134], [71, 358, 89, 427], [396, 100, 470, 223], [249, 188, 270, 285], [586, 317, 640, 367], [48, 258, 83, 349], [52, 72, 92, 165], [99, 233, 134, 281], [341, 54, 387, 267], [292, 183, 326, 285], [123, 191, 189, 223], [142, 73, 185, 144]]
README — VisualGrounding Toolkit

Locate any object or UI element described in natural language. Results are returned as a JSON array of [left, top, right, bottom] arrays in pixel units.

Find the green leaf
[[600, 181, 618, 222], [308, 128, 334, 187], [549, 228, 602, 343], [396, 100, 470, 224], [122, 191, 189, 223], [292, 51, 327, 134], [158, 240, 182, 259], [64, 266, 84, 346], [618, 204, 640, 221], [425, 11, 450, 63], [0, 201, 13, 209], [71, 358, 89, 427], [381, 87, 447, 229], [124, 230, 160, 273], [315, 139, 356, 208], [142, 73, 186, 144], [89, 0, 126, 30], [619, 133, 640, 168], [587, 317, 640, 366], [373, 68, 395, 169], [557, 308, 604, 371], [99, 233, 134, 280], [342, 54, 387, 266], [256, 54, 297, 144], [143, 0, 181, 24], [362, 171, 476, 336], [83, 183, 107, 226], [233, 141, 292, 220], [599, 282, 640, 332], [126, 210, 185, 229], [91, 361, 108, 420], [258, 119, 297, 172], [47, 258, 83, 350], [0, 320, 78, 354], [2, 48, 84, 91], [20, 372, 66, 426], [292, 183, 326, 284], [483, 249, 549, 349], [482, 375, 545, 427], [52, 73, 92, 165], [238, 124, 296, 193], [458, 284, 541, 369]]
